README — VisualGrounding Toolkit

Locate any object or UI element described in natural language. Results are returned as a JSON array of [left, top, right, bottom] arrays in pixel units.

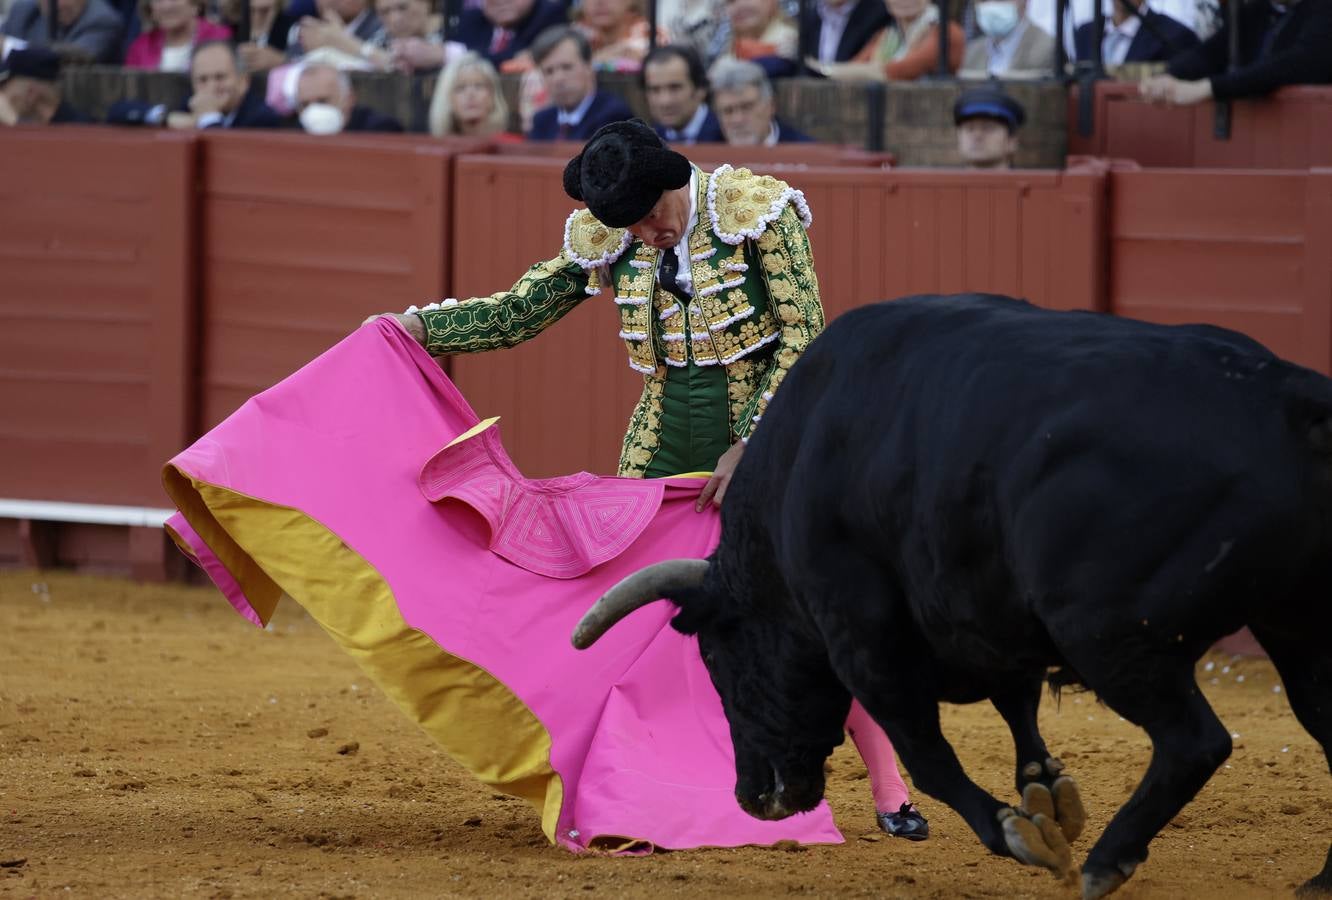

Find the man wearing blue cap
[[953, 85, 1025, 170], [0, 44, 91, 125]]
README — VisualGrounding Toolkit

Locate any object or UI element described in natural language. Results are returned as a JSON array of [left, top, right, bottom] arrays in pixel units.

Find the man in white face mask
[[959, 0, 1056, 79], [294, 61, 403, 134]]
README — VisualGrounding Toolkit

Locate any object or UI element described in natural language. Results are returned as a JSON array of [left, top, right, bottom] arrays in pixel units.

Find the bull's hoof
[[1081, 861, 1139, 900], [1052, 776, 1086, 843], [1020, 758, 1086, 844], [1081, 868, 1126, 900], [997, 807, 1076, 882]]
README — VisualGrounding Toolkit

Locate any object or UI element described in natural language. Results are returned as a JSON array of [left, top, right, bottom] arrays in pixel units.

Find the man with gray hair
[[293, 61, 403, 133], [708, 57, 813, 146]]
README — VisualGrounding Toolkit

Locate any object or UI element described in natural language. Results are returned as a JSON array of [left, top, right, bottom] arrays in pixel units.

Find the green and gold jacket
[[415, 164, 826, 477]]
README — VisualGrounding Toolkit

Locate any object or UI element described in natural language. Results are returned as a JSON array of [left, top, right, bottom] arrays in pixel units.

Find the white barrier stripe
[[0, 499, 174, 528]]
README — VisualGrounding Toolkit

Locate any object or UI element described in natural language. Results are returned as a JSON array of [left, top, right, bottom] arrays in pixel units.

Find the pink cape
[[163, 320, 843, 852]]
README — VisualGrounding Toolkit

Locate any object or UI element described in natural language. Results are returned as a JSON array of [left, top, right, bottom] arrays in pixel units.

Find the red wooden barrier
[[196, 132, 482, 431], [448, 155, 1107, 476], [1108, 168, 1332, 374], [1069, 83, 1332, 170], [0, 127, 196, 575], [446, 155, 642, 478], [796, 164, 1106, 319]]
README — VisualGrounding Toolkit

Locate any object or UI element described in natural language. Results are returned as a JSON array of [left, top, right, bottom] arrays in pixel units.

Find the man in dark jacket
[[394, 0, 567, 71], [1073, 0, 1197, 65], [710, 57, 814, 146], [798, 0, 891, 64], [293, 61, 403, 133], [1, 0, 122, 63], [642, 46, 724, 145], [527, 26, 632, 141], [107, 41, 285, 129], [0, 45, 92, 124], [1141, 0, 1332, 103]]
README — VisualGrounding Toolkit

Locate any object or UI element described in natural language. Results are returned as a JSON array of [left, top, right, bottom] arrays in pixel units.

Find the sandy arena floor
[[1, 570, 1328, 899]]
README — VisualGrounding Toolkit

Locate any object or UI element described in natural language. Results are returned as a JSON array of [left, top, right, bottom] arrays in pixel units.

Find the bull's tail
[[1044, 665, 1090, 707]]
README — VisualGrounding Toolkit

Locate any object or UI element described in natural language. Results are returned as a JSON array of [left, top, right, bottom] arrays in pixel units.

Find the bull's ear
[[667, 587, 717, 635]]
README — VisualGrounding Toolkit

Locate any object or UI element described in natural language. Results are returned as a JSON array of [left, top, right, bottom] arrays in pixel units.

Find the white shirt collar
[[986, 18, 1030, 74], [816, 0, 855, 61], [763, 120, 780, 146], [1101, 13, 1141, 64], [669, 169, 700, 294], [345, 9, 369, 34], [557, 91, 597, 126], [663, 103, 711, 143]]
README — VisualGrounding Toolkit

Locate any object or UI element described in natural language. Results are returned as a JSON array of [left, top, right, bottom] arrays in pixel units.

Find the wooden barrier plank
[[1303, 170, 1332, 374], [0, 128, 196, 509], [1109, 169, 1323, 372], [197, 132, 458, 431], [1070, 83, 1332, 170], [448, 155, 640, 478]]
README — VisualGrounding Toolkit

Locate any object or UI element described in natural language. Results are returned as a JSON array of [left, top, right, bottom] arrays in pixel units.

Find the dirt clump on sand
[[1, 571, 1326, 898]]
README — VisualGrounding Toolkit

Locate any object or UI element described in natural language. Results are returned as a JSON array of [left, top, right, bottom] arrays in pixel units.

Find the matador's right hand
[[362, 313, 426, 346]]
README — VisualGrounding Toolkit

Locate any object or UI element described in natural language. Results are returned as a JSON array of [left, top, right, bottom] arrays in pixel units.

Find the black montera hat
[[0, 46, 61, 84], [563, 118, 692, 228], [953, 86, 1026, 132]]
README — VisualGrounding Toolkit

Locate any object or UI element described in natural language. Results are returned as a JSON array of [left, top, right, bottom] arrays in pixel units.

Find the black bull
[[574, 294, 1332, 898]]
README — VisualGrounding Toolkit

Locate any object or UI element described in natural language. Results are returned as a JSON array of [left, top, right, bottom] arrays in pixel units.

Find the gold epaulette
[[563, 208, 631, 270], [705, 164, 814, 247]]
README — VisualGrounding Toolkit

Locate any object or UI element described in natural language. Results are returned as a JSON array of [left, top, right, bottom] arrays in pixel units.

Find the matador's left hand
[[697, 441, 745, 512]]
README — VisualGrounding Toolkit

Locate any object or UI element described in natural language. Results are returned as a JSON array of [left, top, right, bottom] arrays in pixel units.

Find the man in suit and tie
[[395, 0, 568, 73], [527, 26, 633, 141], [293, 62, 404, 133], [107, 41, 286, 129], [959, 0, 1056, 79], [1073, 0, 1197, 66], [642, 45, 724, 145], [798, 0, 891, 64], [709, 57, 813, 146]]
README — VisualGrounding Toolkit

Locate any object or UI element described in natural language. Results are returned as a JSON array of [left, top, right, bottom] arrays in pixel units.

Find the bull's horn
[[571, 559, 708, 649]]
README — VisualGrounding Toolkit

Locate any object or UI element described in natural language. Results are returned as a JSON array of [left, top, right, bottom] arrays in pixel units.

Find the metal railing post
[[1213, 0, 1241, 139]]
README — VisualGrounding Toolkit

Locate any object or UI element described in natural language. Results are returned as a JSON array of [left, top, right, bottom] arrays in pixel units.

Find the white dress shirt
[[816, 0, 855, 61], [665, 170, 700, 296], [1100, 14, 1141, 64], [556, 91, 597, 129], [985, 18, 1031, 75], [662, 103, 711, 144]]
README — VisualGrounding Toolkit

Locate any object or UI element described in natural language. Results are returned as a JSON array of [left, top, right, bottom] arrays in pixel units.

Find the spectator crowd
[[1, 0, 1330, 161]]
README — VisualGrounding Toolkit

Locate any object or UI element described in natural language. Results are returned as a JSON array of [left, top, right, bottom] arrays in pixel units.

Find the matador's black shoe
[[877, 802, 930, 841]]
